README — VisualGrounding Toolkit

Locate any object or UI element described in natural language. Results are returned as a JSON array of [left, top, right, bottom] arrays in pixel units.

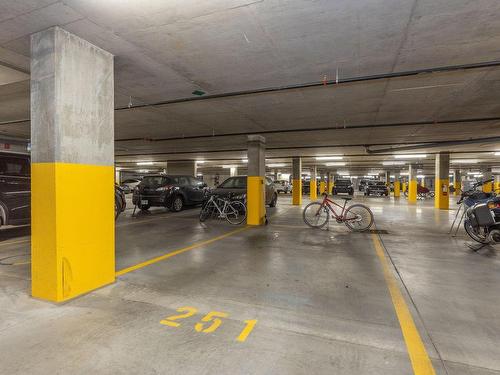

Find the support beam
[[453, 169, 462, 195], [246, 135, 266, 226], [292, 157, 302, 205], [408, 165, 417, 204], [385, 171, 390, 185], [435, 152, 450, 210], [310, 166, 317, 201], [31, 27, 115, 302], [394, 172, 401, 198]]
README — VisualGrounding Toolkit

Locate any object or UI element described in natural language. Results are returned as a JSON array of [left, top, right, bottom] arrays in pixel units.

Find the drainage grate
[[370, 229, 389, 234]]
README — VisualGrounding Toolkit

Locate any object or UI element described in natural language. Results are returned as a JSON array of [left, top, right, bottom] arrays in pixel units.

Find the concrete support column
[[319, 172, 326, 195], [393, 172, 401, 198], [327, 171, 334, 194], [408, 165, 417, 204], [385, 171, 390, 185], [31, 27, 114, 302], [230, 167, 237, 177], [273, 169, 278, 180], [453, 170, 462, 195], [402, 177, 407, 194], [482, 170, 493, 193], [168, 161, 197, 176], [310, 166, 318, 200], [292, 157, 302, 205], [246, 135, 266, 225], [435, 152, 450, 210]]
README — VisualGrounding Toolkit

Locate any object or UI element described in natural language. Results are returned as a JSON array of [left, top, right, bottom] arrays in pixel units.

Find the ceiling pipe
[[365, 136, 500, 154], [115, 60, 500, 111]]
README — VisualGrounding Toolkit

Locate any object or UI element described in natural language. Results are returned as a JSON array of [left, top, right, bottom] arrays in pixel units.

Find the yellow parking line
[[371, 233, 436, 375], [116, 226, 250, 276]]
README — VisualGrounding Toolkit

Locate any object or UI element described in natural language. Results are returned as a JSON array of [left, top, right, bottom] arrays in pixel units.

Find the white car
[[274, 180, 291, 193], [120, 178, 142, 194]]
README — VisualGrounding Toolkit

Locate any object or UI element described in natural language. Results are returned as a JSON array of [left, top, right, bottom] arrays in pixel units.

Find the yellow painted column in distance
[[292, 179, 302, 205], [31, 163, 115, 302], [328, 181, 333, 194], [246, 176, 265, 225], [435, 178, 450, 209], [483, 180, 493, 193], [394, 181, 401, 197], [319, 181, 326, 195], [408, 180, 417, 204], [310, 180, 317, 200], [495, 180, 500, 193]]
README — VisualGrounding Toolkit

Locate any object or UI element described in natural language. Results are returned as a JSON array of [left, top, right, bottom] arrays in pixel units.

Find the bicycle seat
[[341, 197, 353, 201]]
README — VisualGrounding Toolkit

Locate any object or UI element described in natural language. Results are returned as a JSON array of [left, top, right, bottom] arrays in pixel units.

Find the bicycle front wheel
[[303, 202, 329, 228], [225, 201, 247, 225], [199, 201, 213, 222], [344, 204, 374, 232]]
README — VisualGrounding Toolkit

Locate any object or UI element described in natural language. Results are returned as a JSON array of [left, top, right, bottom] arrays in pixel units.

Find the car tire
[[171, 195, 184, 212], [269, 193, 278, 207]]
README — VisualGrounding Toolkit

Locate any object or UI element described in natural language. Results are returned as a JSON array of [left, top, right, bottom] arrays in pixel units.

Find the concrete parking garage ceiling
[[1, 0, 500, 172]]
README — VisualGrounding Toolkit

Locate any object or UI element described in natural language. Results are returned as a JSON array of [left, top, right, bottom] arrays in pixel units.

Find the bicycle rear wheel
[[344, 204, 374, 232], [303, 202, 329, 228], [225, 201, 246, 225], [199, 201, 213, 222]]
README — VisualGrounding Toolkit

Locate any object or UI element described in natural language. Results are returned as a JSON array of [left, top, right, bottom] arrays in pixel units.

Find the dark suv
[[333, 179, 354, 195], [0, 152, 31, 227], [132, 175, 207, 212], [364, 181, 389, 196]]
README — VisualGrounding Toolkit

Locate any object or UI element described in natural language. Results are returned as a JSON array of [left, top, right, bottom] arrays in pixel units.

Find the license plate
[[141, 200, 148, 205]]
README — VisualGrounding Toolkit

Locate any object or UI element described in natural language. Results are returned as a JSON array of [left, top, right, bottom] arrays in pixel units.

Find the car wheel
[[269, 193, 278, 207], [171, 195, 184, 212]]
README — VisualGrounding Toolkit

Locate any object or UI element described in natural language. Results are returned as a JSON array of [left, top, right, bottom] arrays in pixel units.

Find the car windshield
[[219, 177, 247, 188], [141, 176, 171, 186]]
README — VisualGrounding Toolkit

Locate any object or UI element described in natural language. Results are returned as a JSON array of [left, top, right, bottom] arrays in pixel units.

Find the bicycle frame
[[317, 194, 350, 221], [205, 195, 238, 219]]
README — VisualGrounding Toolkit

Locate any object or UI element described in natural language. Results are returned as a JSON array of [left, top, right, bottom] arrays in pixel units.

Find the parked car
[[120, 178, 142, 194], [115, 185, 126, 218], [209, 176, 278, 207], [274, 180, 291, 193], [333, 179, 354, 195], [364, 181, 389, 196], [0, 152, 31, 227], [132, 175, 207, 212]]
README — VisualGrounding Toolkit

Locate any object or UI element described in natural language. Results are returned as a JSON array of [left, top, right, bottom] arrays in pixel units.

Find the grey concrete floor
[[0, 194, 499, 375]]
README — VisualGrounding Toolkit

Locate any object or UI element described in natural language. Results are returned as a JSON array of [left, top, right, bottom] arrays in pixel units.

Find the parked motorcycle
[[460, 178, 500, 244]]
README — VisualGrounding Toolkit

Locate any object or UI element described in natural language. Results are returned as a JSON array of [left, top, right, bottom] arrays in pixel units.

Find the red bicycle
[[303, 193, 374, 231]]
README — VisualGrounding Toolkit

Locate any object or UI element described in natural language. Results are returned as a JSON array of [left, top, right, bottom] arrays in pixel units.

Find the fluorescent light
[[267, 163, 286, 168], [417, 175, 425, 178], [451, 159, 477, 164], [494, 152, 500, 156], [390, 175, 395, 178], [382, 161, 405, 165], [400, 172, 409, 176], [394, 154, 426, 159], [337, 170, 349, 175], [222, 165, 238, 169], [241, 159, 248, 163], [368, 172, 380, 176], [138, 169, 149, 173], [315, 156, 343, 161], [474, 173, 484, 177], [341, 175, 351, 178], [196, 160, 205, 164], [363, 175, 374, 178], [136, 161, 154, 165], [325, 162, 346, 166], [467, 172, 480, 175]]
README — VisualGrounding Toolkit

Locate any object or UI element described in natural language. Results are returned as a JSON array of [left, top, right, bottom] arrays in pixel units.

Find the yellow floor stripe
[[116, 226, 250, 276], [371, 233, 436, 375]]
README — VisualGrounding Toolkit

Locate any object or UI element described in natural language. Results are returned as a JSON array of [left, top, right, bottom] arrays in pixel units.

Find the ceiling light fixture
[[451, 159, 477, 164], [325, 162, 346, 166], [267, 163, 286, 168], [394, 154, 427, 159], [315, 156, 343, 161], [382, 161, 405, 166], [136, 161, 154, 165]]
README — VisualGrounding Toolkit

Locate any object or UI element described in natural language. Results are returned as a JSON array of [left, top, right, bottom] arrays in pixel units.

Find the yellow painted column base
[[455, 182, 462, 196], [402, 182, 407, 194], [309, 181, 317, 200], [327, 182, 333, 194], [394, 181, 401, 197], [435, 178, 450, 210], [319, 181, 326, 195], [483, 182, 493, 193], [292, 179, 302, 205], [408, 180, 417, 204], [31, 162, 115, 302], [247, 176, 265, 226]]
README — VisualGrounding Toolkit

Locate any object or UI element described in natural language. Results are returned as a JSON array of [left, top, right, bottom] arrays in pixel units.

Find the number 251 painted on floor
[[160, 306, 257, 343]]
